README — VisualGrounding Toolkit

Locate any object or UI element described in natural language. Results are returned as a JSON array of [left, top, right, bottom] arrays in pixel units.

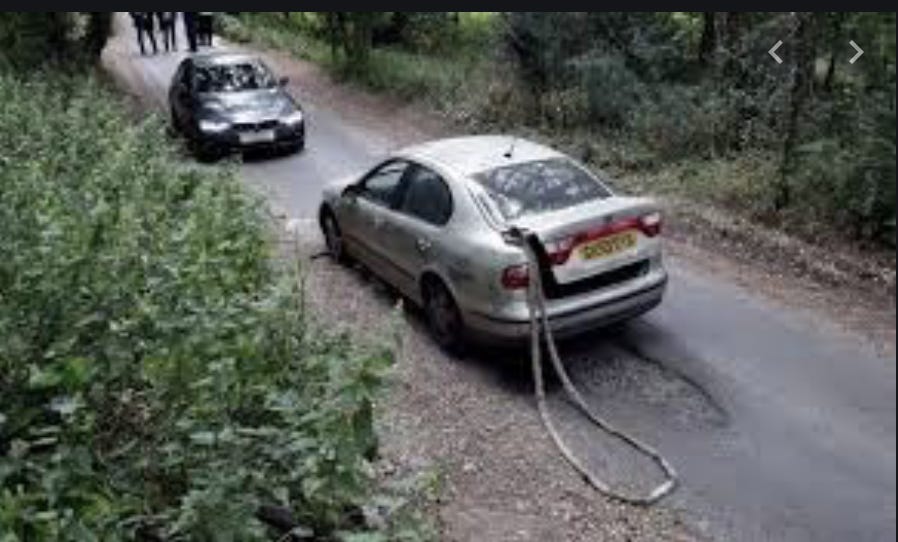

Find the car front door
[[389, 163, 455, 300], [340, 159, 410, 285]]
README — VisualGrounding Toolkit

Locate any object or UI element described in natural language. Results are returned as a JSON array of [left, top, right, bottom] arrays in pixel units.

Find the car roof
[[191, 52, 262, 68], [397, 135, 565, 178]]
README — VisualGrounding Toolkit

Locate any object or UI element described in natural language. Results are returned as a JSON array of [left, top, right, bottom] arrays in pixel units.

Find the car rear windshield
[[472, 158, 611, 220], [195, 61, 276, 93]]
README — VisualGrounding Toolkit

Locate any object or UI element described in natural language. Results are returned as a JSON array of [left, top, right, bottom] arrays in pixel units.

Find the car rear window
[[472, 158, 611, 220]]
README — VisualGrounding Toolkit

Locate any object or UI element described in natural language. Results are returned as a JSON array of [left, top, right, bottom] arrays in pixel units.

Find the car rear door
[[387, 163, 455, 300]]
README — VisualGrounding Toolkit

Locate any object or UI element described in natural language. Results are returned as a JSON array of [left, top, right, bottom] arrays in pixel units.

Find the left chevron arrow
[[769, 40, 783, 64]]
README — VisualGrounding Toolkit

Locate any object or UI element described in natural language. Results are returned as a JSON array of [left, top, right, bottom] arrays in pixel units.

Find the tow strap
[[511, 227, 678, 505], [311, 220, 678, 504]]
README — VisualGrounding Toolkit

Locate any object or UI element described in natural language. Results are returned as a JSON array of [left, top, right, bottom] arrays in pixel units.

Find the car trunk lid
[[511, 196, 660, 285]]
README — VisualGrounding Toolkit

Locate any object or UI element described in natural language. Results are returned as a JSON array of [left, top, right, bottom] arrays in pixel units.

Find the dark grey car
[[169, 53, 305, 160]]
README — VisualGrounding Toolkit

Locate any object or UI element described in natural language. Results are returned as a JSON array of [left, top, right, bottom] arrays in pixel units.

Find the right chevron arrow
[[849, 40, 864, 64]]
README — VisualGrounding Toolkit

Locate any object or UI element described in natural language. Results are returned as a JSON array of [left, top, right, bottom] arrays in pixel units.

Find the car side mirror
[[278, 76, 289, 87]]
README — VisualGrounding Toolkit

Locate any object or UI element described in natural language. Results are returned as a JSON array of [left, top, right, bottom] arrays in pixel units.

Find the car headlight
[[282, 110, 304, 125], [199, 119, 231, 133]]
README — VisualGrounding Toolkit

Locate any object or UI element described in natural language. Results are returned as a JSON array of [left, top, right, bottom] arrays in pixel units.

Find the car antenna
[[504, 136, 517, 159]]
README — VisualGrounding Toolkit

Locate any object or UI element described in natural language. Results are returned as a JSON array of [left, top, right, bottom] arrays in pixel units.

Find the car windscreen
[[472, 158, 611, 220], [195, 62, 276, 93]]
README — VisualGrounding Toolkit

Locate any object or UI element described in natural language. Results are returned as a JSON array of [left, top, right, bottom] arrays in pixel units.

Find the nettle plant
[[0, 71, 422, 541]]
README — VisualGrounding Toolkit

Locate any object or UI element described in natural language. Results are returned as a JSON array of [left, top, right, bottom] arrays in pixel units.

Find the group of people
[[129, 12, 215, 55]]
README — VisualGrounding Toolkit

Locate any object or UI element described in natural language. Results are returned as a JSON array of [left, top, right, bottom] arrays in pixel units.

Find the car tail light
[[540, 212, 662, 267], [639, 212, 662, 237], [545, 237, 576, 266], [501, 264, 530, 290]]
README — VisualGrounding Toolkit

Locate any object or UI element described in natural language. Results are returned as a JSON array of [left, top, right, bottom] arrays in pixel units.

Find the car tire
[[321, 209, 350, 265], [424, 278, 466, 356], [168, 106, 181, 136]]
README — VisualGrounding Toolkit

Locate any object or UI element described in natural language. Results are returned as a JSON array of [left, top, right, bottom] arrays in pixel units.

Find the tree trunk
[[722, 12, 742, 47], [699, 12, 716, 65], [84, 12, 112, 59], [824, 50, 837, 91], [777, 13, 815, 211], [823, 14, 844, 92], [342, 13, 374, 72], [45, 12, 70, 61]]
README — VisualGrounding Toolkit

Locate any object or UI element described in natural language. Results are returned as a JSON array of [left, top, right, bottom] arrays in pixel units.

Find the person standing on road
[[129, 12, 157, 55], [156, 12, 177, 52], [183, 12, 199, 53]]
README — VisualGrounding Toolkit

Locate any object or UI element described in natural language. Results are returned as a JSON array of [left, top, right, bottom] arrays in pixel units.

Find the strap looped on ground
[[513, 227, 678, 506]]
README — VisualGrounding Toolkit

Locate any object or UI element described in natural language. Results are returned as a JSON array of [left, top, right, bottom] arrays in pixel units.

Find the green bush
[[792, 96, 897, 244], [0, 70, 419, 540], [0, 13, 112, 69], [353, 48, 475, 107], [626, 83, 728, 159], [576, 52, 645, 127], [0, 13, 72, 68], [219, 13, 330, 63]]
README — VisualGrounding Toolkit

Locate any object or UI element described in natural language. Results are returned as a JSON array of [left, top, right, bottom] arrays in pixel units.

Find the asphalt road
[[104, 15, 895, 542]]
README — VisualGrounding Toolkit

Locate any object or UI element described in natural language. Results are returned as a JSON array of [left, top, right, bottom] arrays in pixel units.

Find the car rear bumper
[[464, 274, 667, 344]]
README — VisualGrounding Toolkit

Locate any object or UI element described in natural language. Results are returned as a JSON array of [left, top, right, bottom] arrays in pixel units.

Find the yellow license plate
[[579, 231, 637, 261]]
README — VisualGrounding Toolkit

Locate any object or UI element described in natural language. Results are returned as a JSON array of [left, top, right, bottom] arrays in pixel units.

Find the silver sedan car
[[319, 136, 667, 351]]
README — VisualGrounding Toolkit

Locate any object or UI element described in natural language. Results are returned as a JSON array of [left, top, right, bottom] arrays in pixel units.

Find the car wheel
[[168, 106, 180, 136], [321, 210, 349, 264], [424, 278, 465, 355]]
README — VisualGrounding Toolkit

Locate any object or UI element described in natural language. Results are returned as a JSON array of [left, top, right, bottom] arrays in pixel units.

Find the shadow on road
[[346, 256, 725, 419]]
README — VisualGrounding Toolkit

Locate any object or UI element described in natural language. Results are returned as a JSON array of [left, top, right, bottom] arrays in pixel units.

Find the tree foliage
[[501, 12, 896, 245], [0, 13, 111, 69]]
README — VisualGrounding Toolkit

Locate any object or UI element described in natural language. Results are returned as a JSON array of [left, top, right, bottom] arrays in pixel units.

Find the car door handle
[[416, 238, 432, 253]]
